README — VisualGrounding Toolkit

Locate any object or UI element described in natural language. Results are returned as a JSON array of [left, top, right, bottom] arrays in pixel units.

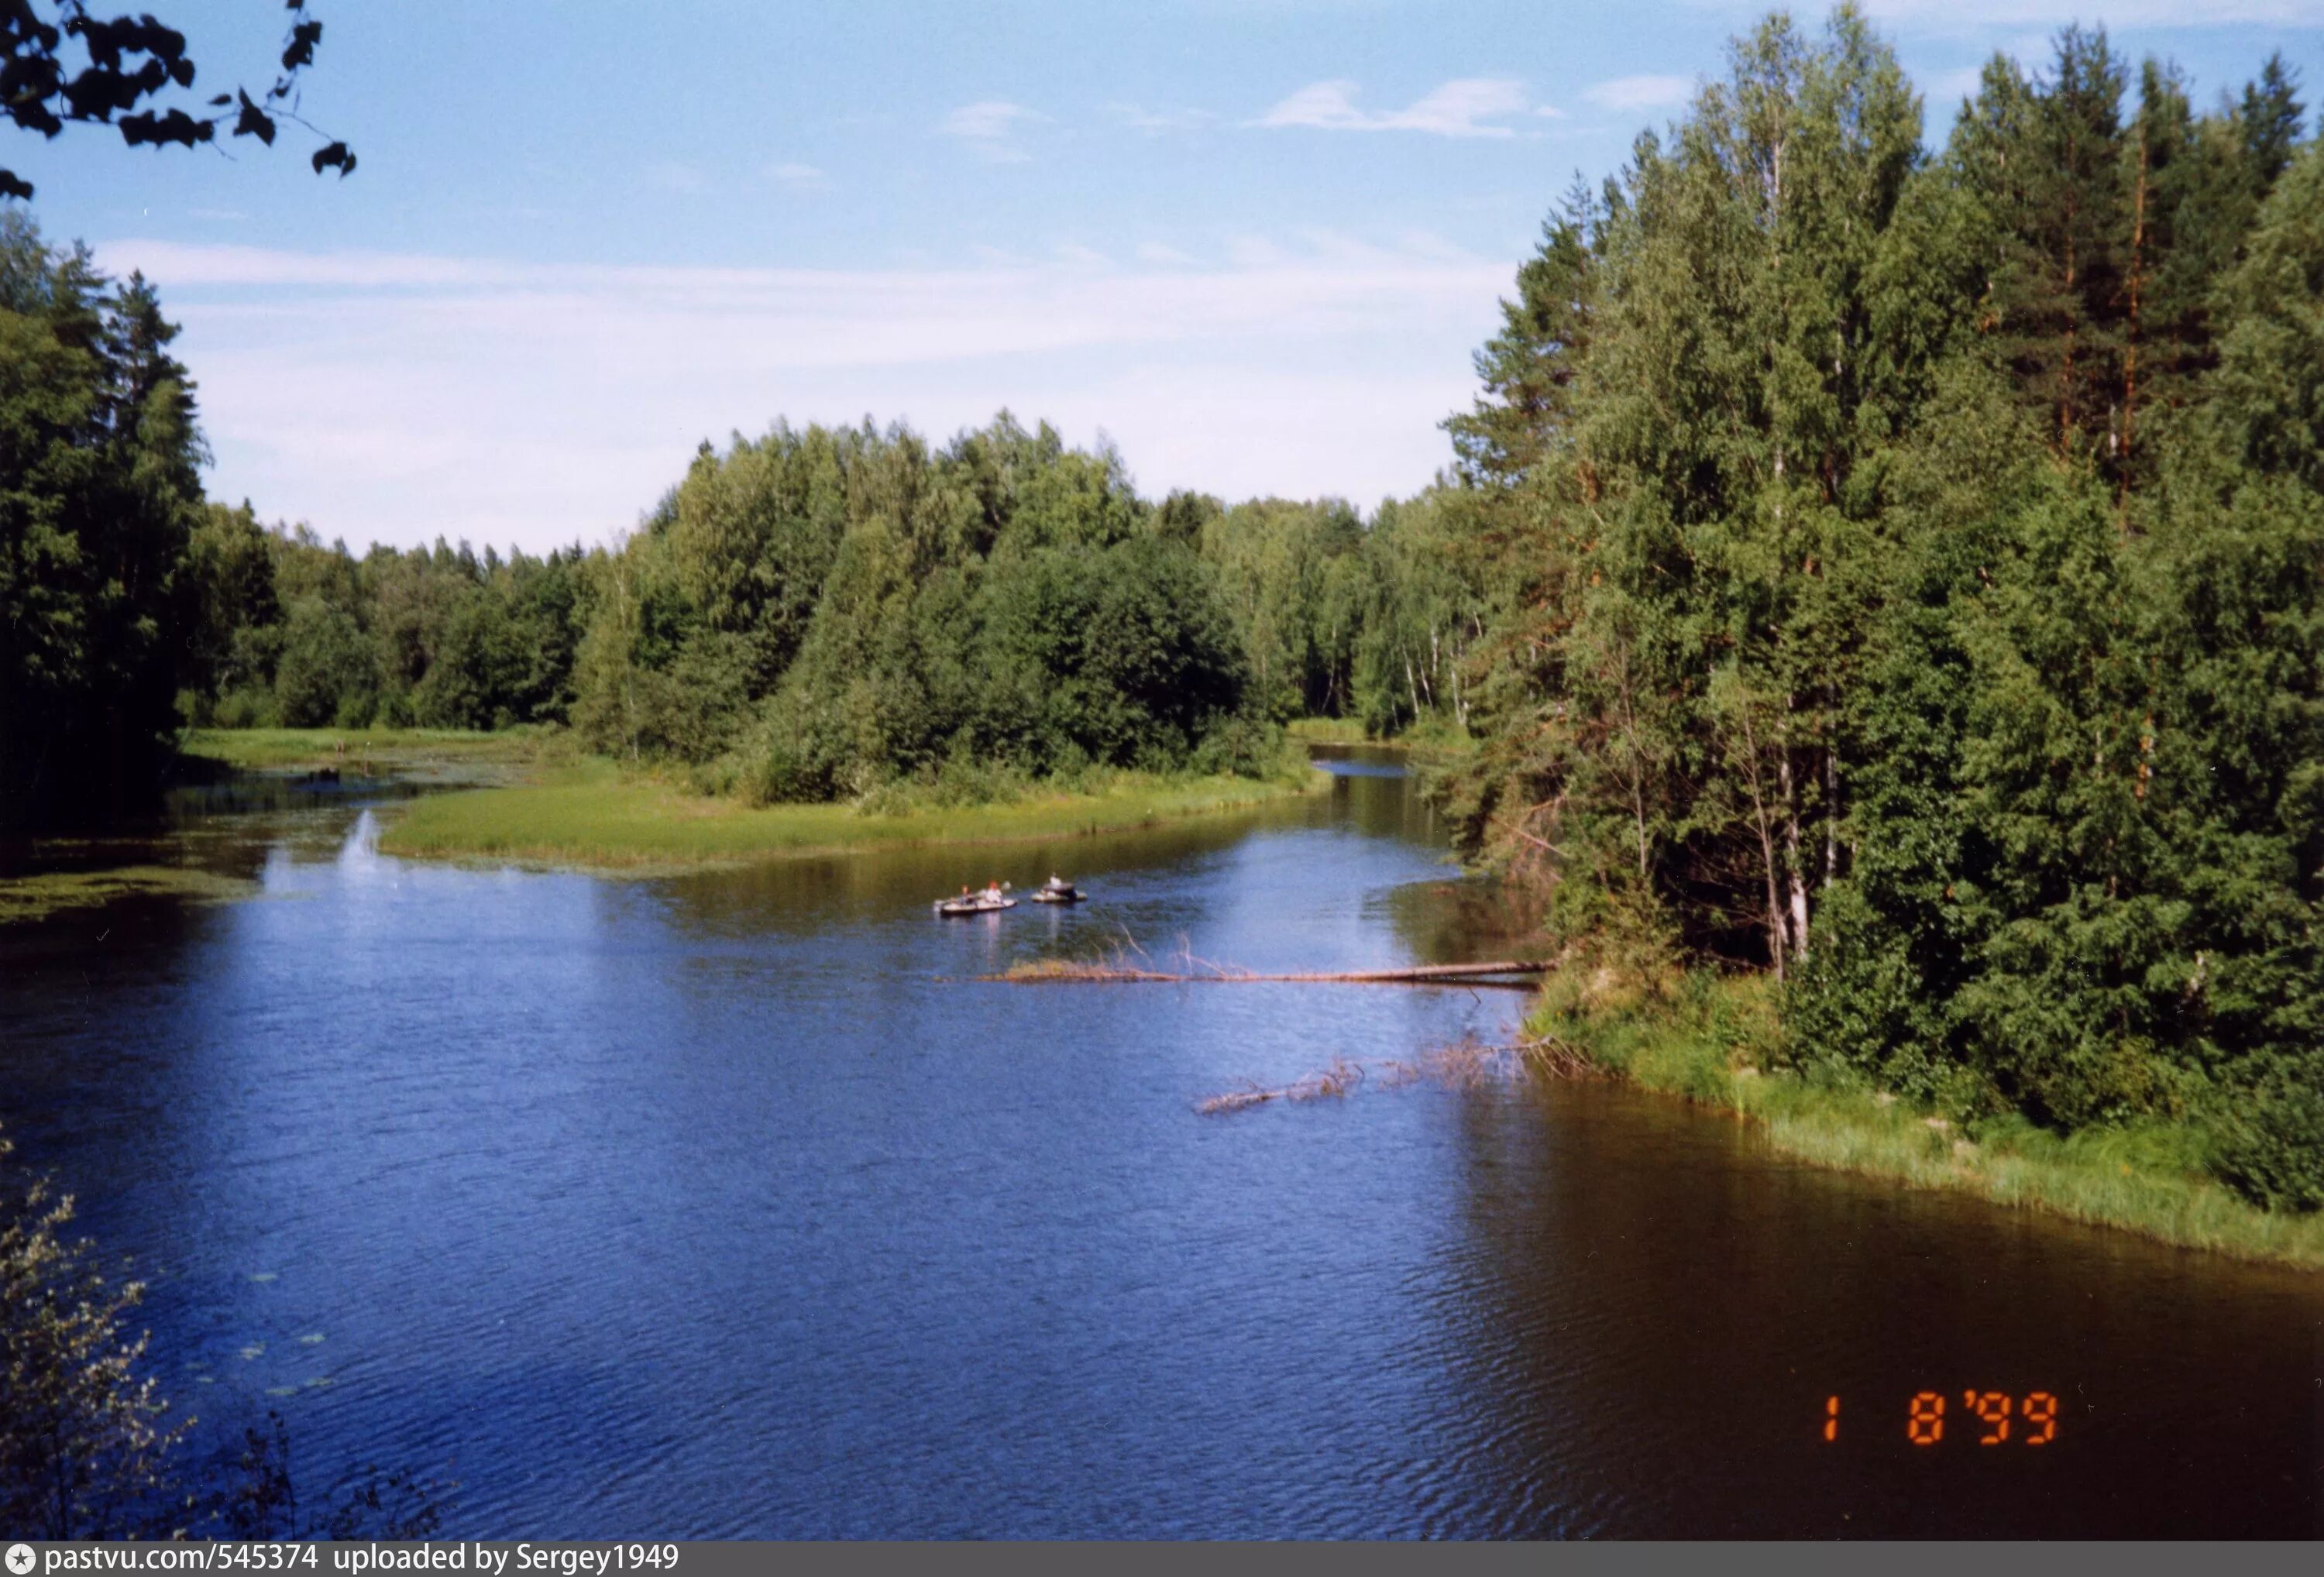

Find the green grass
[[378, 757, 1331, 872], [180, 725, 555, 784], [0, 864, 256, 925], [1286, 717, 1384, 745], [1398, 715, 1480, 756], [1536, 973, 2324, 1270]]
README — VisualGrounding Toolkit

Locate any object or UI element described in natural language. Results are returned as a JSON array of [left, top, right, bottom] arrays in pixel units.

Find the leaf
[[234, 88, 275, 145], [282, 20, 323, 73], [311, 139, 354, 177], [119, 107, 211, 146], [0, 170, 31, 201], [208, 93, 232, 107]]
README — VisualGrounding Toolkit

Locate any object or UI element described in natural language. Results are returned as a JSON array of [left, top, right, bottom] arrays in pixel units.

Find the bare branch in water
[[1195, 1035, 1595, 1115], [1192, 1056, 1368, 1115]]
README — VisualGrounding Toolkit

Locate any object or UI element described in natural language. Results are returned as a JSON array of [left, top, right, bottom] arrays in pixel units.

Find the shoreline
[[1539, 975, 2324, 1271], [0, 730, 1331, 919], [373, 756, 1332, 874]]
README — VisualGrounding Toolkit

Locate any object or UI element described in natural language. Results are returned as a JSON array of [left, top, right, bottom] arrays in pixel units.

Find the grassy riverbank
[[1537, 973, 2324, 1270], [1285, 717, 1384, 746], [1284, 716, 1480, 755], [180, 726, 553, 782], [378, 755, 1329, 872]]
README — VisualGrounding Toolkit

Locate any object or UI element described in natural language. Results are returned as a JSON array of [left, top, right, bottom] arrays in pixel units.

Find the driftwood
[[1196, 1035, 1597, 1116], [995, 958, 1551, 987], [1195, 1056, 1367, 1115]]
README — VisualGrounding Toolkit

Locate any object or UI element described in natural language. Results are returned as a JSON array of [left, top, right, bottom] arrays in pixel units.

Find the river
[[1, 751, 2317, 1537]]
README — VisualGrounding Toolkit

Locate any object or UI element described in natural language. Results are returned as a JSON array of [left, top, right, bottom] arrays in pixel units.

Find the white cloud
[[940, 101, 1037, 140], [1392, 78, 1535, 137], [1254, 77, 1538, 137], [766, 161, 830, 190], [1583, 74, 1694, 113], [939, 100, 1043, 162], [1111, 103, 1215, 132], [97, 237, 1512, 552], [1054, 242, 1112, 267], [1136, 242, 1196, 266], [1255, 80, 1366, 130]]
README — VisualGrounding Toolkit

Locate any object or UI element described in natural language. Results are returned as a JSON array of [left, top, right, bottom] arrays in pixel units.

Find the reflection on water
[[0, 757, 2316, 1536]]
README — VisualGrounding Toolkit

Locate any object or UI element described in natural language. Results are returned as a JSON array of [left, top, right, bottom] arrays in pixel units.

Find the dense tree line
[[1440, 7, 2323, 1208], [0, 209, 203, 826], [184, 507, 588, 733], [174, 435, 1492, 792], [569, 416, 1488, 798]]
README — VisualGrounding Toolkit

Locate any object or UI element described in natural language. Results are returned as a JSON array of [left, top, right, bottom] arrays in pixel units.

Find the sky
[[12, 0, 2324, 554]]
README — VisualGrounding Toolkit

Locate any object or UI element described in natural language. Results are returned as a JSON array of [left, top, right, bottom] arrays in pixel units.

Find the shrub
[[1, 1131, 185, 1537], [2211, 1072, 2324, 1214]]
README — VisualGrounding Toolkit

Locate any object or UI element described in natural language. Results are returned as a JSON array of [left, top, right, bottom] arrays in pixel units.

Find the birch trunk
[[1778, 719, 1809, 960]]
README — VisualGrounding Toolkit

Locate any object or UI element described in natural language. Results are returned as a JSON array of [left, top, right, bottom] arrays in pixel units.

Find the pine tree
[[1446, 180, 1600, 489], [2240, 53, 2306, 191], [0, 215, 205, 827]]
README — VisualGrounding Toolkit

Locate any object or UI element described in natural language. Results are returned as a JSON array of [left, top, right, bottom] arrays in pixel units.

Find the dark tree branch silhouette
[[1, 0, 353, 200]]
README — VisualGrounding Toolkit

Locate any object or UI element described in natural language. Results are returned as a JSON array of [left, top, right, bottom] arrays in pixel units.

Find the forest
[[1436, 12, 2324, 1211], [2, 5, 2319, 1210]]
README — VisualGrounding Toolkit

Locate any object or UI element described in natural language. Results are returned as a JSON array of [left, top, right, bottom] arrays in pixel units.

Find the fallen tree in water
[[996, 957, 1551, 986], [1195, 1035, 1597, 1116]]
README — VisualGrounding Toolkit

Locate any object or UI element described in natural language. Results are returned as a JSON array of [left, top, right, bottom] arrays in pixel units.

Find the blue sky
[[14, 1, 2324, 552]]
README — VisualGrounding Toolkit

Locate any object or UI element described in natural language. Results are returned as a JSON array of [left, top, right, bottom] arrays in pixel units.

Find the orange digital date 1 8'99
[[1822, 1392, 2061, 1445]]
